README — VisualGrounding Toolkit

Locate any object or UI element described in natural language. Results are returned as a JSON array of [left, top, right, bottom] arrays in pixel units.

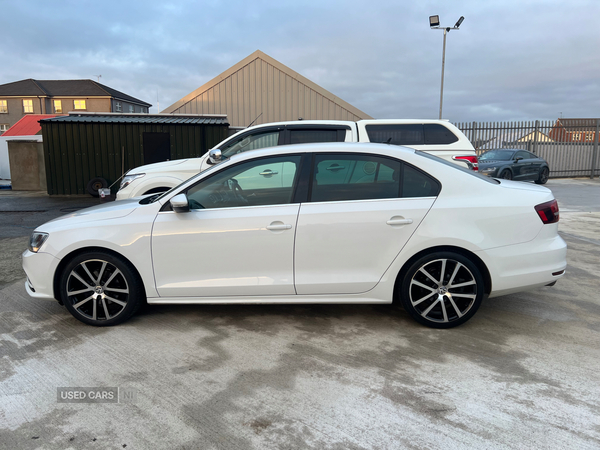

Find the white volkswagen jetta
[[23, 143, 566, 328]]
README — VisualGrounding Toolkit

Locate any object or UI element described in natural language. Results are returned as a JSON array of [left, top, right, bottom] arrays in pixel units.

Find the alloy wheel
[[65, 259, 130, 321], [408, 258, 478, 324]]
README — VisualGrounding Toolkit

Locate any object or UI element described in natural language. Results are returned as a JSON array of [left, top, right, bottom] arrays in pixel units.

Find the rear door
[[294, 153, 439, 295]]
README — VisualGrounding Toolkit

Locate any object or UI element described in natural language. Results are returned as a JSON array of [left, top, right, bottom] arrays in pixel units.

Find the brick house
[[548, 118, 597, 143], [0, 79, 151, 135]]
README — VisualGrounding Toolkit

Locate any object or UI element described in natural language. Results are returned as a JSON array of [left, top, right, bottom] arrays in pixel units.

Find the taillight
[[535, 199, 559, 224], [453, 155, 479, 171]]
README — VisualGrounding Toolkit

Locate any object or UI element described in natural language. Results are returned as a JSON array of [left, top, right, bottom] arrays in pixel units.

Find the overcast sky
[[2, 0, 598, 123]]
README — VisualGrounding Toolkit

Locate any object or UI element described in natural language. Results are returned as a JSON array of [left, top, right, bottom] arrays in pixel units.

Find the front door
[[152, 154, 303, 298]]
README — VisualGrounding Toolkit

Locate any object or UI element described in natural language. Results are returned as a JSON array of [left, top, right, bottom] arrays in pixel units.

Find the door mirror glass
[[170, 193, 190, 213]]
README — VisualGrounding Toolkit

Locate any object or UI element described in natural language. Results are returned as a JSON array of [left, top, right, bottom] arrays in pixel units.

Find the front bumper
[[22, 250, 60, 300]]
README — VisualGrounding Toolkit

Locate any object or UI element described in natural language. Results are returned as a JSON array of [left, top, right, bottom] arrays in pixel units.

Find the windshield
[[145, 158, 228, 204], [479, 150, 515, 161]]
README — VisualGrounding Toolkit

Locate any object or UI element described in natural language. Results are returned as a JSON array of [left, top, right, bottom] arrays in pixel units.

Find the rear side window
[[289, 129, 340, 144], [366, 124, 458, 146], [309, 153, 440, 202], [402, 164, 440, 197], [423, 124, 459, 144]]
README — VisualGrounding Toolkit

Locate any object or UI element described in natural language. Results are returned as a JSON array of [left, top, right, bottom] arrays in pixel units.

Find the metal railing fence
[[454, 119, 600, 178]]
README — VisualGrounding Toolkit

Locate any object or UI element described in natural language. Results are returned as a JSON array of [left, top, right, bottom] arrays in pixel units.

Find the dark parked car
[[478, 149, 550, 184]]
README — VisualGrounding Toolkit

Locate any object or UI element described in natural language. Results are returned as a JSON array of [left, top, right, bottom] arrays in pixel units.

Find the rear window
[[417, 152, 499, 184], [366, 124, 459, 146]]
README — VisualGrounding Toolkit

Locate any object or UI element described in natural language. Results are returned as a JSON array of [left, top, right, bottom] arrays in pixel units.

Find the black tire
[[87, 177, 108, 197], [59, 251, 144, 326], [535, 167, 549, 184], [399, 252, 485, 329], [499, 170, 512, 180]]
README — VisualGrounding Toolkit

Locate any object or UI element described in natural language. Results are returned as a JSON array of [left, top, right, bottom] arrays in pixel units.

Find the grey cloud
[[2, 0, 598, 122]]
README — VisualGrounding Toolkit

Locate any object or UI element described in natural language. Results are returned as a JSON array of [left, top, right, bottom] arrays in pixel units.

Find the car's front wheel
[[59, 251, 144, 326], [399, 252, 485, 328], [499, 170, 512, 180]]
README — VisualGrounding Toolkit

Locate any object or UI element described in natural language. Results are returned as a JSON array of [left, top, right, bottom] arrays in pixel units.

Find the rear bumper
[[480, 227, 567, 298]]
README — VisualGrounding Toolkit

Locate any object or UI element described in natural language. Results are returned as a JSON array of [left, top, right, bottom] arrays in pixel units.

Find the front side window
[[23, 99, 33, 113], [74, 100, 86, 110], [220, 130, 281, 158], [186, 155, 302, 209], [0, 100, 7, 113], [515, 151, 530, 160], [53, 100, 62, 113]]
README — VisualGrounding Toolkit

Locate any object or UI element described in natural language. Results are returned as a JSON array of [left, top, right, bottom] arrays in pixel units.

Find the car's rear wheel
[[399, 252, 485, 328], [59, 251, 144, 326], [535, 167, 549, 184], [499, 170, 512, 180]]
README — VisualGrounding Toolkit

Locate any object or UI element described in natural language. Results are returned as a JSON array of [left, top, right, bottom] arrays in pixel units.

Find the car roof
[[226, 142, 418, 162]]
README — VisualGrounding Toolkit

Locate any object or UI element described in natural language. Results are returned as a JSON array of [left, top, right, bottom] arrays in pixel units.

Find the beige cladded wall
[[163, 50, 372, 128], [7, 140, 46, 191]]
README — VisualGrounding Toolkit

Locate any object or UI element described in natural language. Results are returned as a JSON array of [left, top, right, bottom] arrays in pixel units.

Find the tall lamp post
[[429, 15, 464, 119]]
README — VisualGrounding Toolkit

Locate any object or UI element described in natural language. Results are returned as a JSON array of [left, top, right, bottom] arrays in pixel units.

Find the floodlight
[[429, 15, 440, 27]]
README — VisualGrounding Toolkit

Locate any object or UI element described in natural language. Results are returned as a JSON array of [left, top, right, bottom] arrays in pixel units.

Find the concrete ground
[[0, 180, 599, 450]]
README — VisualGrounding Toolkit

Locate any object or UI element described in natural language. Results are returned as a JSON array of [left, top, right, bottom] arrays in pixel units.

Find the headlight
[[29, 232, 49, 253], [480, 167, 497, 174], [119, 173, 145, 190]]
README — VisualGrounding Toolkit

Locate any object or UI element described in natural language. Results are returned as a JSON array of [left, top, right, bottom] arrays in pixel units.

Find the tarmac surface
[[0, 179, 599, 449]]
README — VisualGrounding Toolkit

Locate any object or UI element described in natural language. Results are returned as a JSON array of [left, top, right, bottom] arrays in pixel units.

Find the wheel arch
[[53, 246, 147, 302], [392, 245, 492, 304]]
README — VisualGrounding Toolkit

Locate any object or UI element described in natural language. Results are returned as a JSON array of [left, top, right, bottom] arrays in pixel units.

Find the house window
[[74, 100, 87, 110], [0, 100, 7, 113], [54, 100, 62, 113], [128, 105, 134, 113], [23, 99, 34, 113], [115, 101, 121, 112], [572, 132, 581, 141], [586, 133, 594, 142], [0, 124, 9, 135]]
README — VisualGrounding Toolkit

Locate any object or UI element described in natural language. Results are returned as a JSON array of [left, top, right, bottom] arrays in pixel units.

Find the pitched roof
[[162, 50, 372, 121], [2, 114, 62, 136], [0, 79, 151, 106], [40, 113, 228, 126], [553, 118, 598, 131]]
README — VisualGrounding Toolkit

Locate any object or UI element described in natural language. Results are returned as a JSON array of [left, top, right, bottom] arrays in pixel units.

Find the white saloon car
[[23, 143, 566, 328]]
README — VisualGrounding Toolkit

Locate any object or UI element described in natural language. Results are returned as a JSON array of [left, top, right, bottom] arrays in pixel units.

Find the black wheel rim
[[66, 259, 129, 321], [409, 259, 477, 324], [540, 169, 549, 183]]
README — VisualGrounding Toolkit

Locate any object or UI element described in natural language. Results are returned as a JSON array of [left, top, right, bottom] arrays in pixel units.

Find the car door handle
[[326, 165, 345, 171], [260, 170, 278, 176], [266, 222, 292, 231], [386, 217, 413, 226]]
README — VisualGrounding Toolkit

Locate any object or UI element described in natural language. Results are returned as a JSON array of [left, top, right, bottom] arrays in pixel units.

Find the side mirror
[[170, 193, 189, 213], [515, 156, 523, 162], [208, 148, 224, 165]]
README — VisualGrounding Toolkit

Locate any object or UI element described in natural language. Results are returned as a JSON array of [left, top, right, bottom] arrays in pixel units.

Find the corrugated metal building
[[163, 50, 372, 128], [40, 113, 229, 195]]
